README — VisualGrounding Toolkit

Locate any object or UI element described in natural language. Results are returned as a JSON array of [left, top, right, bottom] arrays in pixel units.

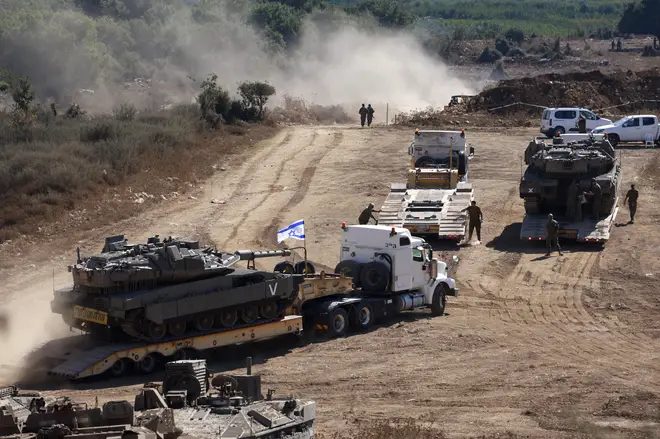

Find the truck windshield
[[613, 117, 630, 126]]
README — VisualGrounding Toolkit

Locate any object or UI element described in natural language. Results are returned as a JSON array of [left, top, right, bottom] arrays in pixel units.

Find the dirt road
[[2, 125, 659, 438]]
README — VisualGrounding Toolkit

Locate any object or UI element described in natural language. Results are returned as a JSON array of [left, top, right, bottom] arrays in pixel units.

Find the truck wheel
[[334, 260, 362, 288], [274, 261, 295, 273], [607, 133, 619, 147], [554, 126, 565, 135], [431, 284, 448, 316], [328, 307, 349, 337], [109, 359, 128, 377], [294, 261, 316, 275], [360, 261, 390, 292], [350, 303, 375, 330]]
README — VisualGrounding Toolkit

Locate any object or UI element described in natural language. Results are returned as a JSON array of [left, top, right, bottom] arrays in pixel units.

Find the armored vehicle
[[51, 235, 305, 342], [135, 358, 316, 439], [519, 136, 621, 242]]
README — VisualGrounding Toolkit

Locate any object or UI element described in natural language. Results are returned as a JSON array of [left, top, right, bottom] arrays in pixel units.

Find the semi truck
[[378, 129, 475, 242], [24, 225, 458, 381]]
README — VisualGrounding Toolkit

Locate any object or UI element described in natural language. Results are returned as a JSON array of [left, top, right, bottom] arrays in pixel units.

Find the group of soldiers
[[358, 104, 375, 127], [358, 181, 639, 258]]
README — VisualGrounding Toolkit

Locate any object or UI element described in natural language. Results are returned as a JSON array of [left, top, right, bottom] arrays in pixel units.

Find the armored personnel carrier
[[51, 235, 305, 342], [135, 358, 316, 439], [519, 136, 621, 242]]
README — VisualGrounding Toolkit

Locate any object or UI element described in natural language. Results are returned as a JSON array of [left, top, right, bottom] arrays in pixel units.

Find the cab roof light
[[341, 222, 347, 231]]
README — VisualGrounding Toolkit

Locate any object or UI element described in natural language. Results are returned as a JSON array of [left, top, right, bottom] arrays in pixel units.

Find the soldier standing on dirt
[[611, 39, 615, 51], [566, 179, 579, 221], [359, 104, 367, 127], [585, 178, 602, 221], [577, 114, 587, 133], [623, 183, 638, 224], [461, 200, 483, 244], [358, 202, 380, 225], [617, 39, 622, 51], [366, 104, 375, 127], [545, 213, 563, 257]]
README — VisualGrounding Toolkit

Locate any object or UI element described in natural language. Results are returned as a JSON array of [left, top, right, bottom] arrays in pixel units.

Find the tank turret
[[520, 137, 620, 218], [51, 235, 304, 342]]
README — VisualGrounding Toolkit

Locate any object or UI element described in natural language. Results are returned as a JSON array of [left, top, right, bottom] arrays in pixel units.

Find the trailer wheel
[[334, 261, 363, 288], [138, 354, 157, 375], [350, 303, 375, 330], [328, 307, 349, 338], [274, 261, 295, 274], [294, 261, 316, 275], [431, 284, 448, 316], [360, 262, 390, 292], [109, 359, 129, 377]]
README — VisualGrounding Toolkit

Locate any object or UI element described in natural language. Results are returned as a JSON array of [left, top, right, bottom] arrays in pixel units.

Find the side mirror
[[408, 145, 413, 156]]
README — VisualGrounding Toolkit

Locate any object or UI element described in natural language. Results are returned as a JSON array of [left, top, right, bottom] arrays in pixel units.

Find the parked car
[[540, 107, 612, 138], [591, 115, 660, 146]]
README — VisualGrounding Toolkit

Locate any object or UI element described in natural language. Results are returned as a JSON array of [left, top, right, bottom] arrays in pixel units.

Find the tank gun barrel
[[234, 250, 292, 261]]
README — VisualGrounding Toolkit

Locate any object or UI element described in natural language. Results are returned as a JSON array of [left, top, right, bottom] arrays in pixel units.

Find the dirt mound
[[466, 68, 660, 112]]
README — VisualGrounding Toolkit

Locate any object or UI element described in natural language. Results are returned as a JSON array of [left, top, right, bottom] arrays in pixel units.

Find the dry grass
[[0, 104, 277, 243], [269, 95, 355, 125]]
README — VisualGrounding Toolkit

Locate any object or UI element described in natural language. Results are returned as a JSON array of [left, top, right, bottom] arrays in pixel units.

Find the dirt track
[[1, 125, 660, 438]]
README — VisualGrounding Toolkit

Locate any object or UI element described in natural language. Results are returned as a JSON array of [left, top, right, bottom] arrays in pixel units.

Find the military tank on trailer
[[519, 135, 621, 242], [50, 234, 304, 342]]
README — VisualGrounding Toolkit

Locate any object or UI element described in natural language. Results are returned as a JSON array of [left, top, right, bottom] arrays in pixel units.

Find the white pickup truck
[[591, 114, 660, 146]]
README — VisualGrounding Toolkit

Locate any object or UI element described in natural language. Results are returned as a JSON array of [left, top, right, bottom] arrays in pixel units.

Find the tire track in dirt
[[259, 131, 344, 272]]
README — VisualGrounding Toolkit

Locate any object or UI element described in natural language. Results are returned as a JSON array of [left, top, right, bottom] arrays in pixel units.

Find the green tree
[[238, 81, 276, 120], [619, 0, 660, 38], [11, 76, 35, 113]]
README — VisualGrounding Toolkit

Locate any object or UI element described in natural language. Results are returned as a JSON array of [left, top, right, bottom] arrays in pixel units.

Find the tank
[[520, 136, 620, 219], [50, 235, 305, 342], [134, 358, 316, 439]]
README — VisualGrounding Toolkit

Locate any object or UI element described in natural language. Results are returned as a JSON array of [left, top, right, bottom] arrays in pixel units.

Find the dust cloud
[[1, 4, 472, 116]]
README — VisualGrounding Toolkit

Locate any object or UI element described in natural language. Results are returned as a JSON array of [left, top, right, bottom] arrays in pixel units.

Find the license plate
[[558, 230, 577, 238], [73, 305, 108, 325], [416, 226, 430, 232]]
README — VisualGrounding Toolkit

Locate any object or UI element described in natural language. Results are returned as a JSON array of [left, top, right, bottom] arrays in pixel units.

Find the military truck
[[519, 136, 621, 243], [50, 235, 305, 342], [279, 224, 460, 338], [378, 129, 475, 242]]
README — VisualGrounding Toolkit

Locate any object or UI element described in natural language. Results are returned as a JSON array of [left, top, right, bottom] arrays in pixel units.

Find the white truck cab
[[336, 224, 458, 315]]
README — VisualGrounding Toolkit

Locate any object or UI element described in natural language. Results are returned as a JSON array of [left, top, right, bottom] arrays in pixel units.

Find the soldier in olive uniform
[[358, 203, 380, 225], [545, 213, 563, 256], [586, 178, 602, 221], [359, 104, 367, 127], [623, 183, 638, 223], [461, 200, 483, 243], [366, 104, 375, 127]]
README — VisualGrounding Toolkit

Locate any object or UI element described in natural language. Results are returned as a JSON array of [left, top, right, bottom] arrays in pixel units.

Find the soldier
[[358, 202, 380, 225], [366, 104, 375, 127], [358, 104, 367, 127], [617, 39, 622, 51], [545, 213, 563, 256], [577, 114, 587, 133], [585, 178, 602, 221], [611, 39, 615, 51], [623, 183, 638, 224], [460, 200, 483, 244], [566, 179, 579, 221]]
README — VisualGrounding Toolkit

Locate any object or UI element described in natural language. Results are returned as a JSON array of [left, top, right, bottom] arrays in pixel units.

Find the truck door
[[407, 246, 427, 290], [642, 117, 657, 142], [621, 117, 641, 141], [394, 246, 414, 291]]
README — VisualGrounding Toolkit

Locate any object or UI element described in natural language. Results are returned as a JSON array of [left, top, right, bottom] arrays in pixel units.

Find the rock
[[211, 199, 225, 204], [134, 197, 145, 204]]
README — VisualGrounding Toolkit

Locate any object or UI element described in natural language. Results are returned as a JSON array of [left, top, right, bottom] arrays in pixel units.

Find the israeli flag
[[277, 220, 305, 243]]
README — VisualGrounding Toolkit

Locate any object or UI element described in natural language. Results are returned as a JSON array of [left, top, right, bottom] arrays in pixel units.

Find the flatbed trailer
[[520, 202, 619, 243], [24, 315, 303, 381], [379, 181, 474, 242]]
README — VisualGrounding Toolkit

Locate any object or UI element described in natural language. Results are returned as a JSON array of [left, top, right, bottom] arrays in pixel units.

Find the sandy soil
[[1, 125, 660, 438]]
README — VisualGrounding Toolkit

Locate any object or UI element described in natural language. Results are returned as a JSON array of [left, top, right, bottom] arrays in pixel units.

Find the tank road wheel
[[360, 262, 390, 292], [194, 315, 214, 332], [240, 306, 259, 324], [138, 354, 157, 375], [350, 303, 375, 331], [259, 302, 279, 319], [168, 320, 187, 338], [334, 260, 363, 288], [431, 284, 448, 317], [215, 310, 238, 328], [109, 359, 129, 377], [328, 307, 349, 338], [146, 321, 167, 341], [274, 262, 295, 274]]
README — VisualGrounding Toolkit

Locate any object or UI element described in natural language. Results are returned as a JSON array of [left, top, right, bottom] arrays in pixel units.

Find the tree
[[11, 76, 35, 113], [619, 0, 660, 39], [238, 81, 276, 120]]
